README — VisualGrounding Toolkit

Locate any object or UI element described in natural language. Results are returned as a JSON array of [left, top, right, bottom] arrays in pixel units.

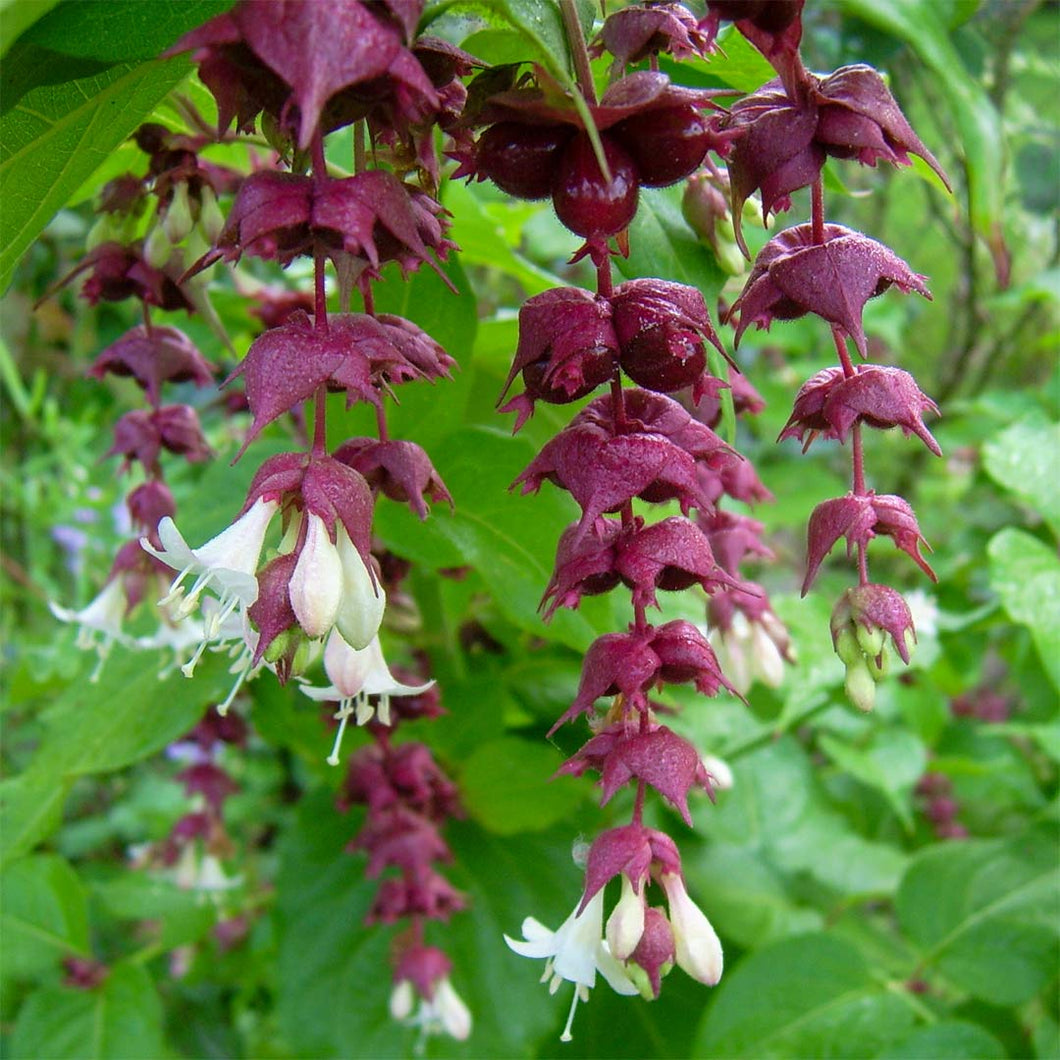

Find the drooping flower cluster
[[51, 0, 474, 1045], [49, 125, 226, 679], [715, 2, 947, 709], [336, 670, 471, 1044]]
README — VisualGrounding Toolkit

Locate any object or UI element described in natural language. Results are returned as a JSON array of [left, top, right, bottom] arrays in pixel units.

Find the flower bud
[[163, 181, 194, 244], [606, 875, 646, 960], [659, 873, 722, 985], [144, 223, 172, 269], [289, 513, 343, 638], [844, 657, 877, 712], [198, 185, 226, 244]]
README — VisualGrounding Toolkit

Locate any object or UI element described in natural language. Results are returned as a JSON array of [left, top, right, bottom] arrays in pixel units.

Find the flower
[[504, 889, 638, 1042], [300, 632, 434, 765], [50, 578, 131, 681], [659, 873, 723, 985], [389, 946, 472, 1044], [389, 975, 472, 1043], [142, 497, 278, 629]]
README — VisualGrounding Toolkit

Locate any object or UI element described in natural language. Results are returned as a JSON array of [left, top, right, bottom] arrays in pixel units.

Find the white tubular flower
[[300, 632, 433, 765], [505, 890, 638, 1042], [50, 578, 131, 681], [606, 875, 647, 961], [142, 497, 277, 628], [389, 977, 472, 1043], [659, 873, 723, 986], [334, 523, 386, 650], [288, 512, 343, 638]]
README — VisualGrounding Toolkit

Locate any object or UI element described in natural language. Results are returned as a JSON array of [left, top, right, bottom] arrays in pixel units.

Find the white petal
[[389, 980, 414, 1021], [333, 526, 385, 649], [322, 629, 374, 697], [289, 514, 343, 637], [661, 873, 723, 985], [751, 621, 785, 688], [595, 941, 640, 996], [50, 578, 127, 637], [195, 497, 277, 578], [435, 979, 472, 1041], [504, 933, 558, 960], [606, 875, 646, 960], [550, 892, 605, 988]]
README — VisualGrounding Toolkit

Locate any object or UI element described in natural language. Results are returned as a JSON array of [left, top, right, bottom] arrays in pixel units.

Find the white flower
[[287, 516, 385, 647], [606, 875, 646, 961], [905, 588, 939, 639], [142, 497, 278, 630], [170, 846, 243, 901], [700, 754, 734, 791], [389, 977, 472, 1043], [659, 873, 723, 986], [300, 632, 433, 765], [708, 611, 787, 695], [288, 512, 344, 637], [505, 890, 638, 1042], [50, 578, 131, 681]]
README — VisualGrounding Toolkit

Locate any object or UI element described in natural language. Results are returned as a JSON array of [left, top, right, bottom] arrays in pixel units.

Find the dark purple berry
[[611, 106, 713, 188], [521, 345, 615, 405], [620, 325, 706, 393], [708, 0, 801, 33], [476, 122, 574, 200], [552, 133, 639, 238]]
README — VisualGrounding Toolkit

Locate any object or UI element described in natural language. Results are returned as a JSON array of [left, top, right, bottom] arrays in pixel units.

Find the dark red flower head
[[779, 365, 941, 456], [723, 65, 949, 252], [168, 0, 431, 150], [804, 492, 935, 593], [593, 3, 715, 69], [558, 722, 714, 825], [727, 223, 930, 359], [611, 279, 729, 400], [90, 325, 214, 407], [498, 286, 618, 430]]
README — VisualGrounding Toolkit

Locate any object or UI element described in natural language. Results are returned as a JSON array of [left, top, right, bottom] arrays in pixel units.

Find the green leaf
[[695, 933, 916, 1058], [702, 737, 908, 898], [0, 854, 89, 982], [444, 180, 562, 296], [839, 0, 1008, 281], [0, 56, 192, 291], [0, 647, 233, 865], [818, 729, 927, 830], [14, 0, 232, 62], [457, 736, 587, 834], [10, 961, 165, 1059], [982, 415, 1060, 535], [618, 183, 728, 311], [876, 1020, 1006, 1059], [91, 875, 217, 952], [0, 0, 61, 58], [987, 527, 1060, 690], [896, 826, 1060, 1004], [275, 789, 581, 1057], [685, 843, 824, 950], [392, 425, 602, 651], [426, 0, 574, 78]]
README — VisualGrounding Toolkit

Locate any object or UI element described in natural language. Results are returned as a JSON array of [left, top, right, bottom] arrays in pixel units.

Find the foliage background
[[1, 0, 1058, 1057]]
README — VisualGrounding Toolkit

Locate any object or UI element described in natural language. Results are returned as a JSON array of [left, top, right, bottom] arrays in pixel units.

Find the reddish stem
[[632, 780, 646, 826], [375, 402, 389, 443], [312, 384, 328, 457], [811, 175, 826, 246], [314, 249, 327, 331], [560, 0, 597, 105], [832, 326, 856, 379]]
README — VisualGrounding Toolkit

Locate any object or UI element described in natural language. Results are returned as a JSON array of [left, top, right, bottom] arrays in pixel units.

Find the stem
[[360, 277, 375, 316], [560, 0, 597, 105], [811, 175, 826, 245], [314, 249, 328, 330], [631, 780, 646, 826], [312, 384, 328, 456], [375, 401, 389, 442], [353, 121, 367, 175], [851, 424, 866, 495], [595, 257, 613, 298], [832, 326, 855, 379]]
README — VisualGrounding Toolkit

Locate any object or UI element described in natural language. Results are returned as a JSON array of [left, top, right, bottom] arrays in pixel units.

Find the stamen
[[354, 692, 374, 726], [217, 658, 252, 716], [158, 567, 192, 608], [326, 700, 355, 766], [181, 637, 210, 678], [377, 694, 392, 726], [560, 985, 581, 1042]]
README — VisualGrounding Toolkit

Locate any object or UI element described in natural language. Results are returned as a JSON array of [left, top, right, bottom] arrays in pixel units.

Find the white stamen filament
[[326, 701, 356, 766]]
